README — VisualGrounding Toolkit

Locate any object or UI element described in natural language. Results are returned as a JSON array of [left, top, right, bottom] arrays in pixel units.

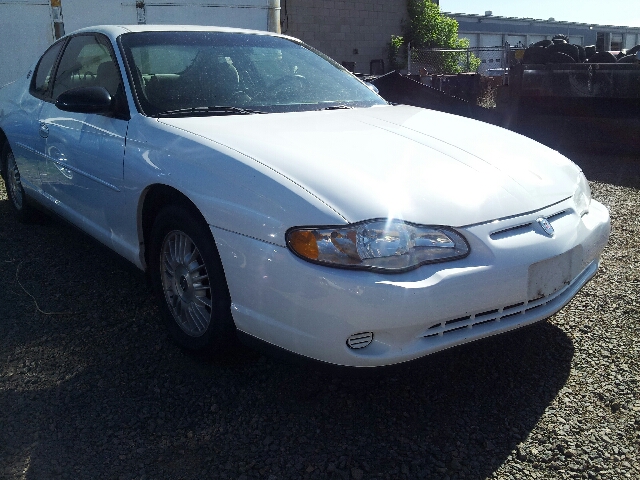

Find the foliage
[[405, 0, 481, 74], [406, 0, 460, 49], [387, 35, 406, 71], [452, 36, 482, 73]]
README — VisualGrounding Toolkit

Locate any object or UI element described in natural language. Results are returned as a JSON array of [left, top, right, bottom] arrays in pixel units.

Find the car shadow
[[559, 148, 640, 190], [0, 194, 577, 479]]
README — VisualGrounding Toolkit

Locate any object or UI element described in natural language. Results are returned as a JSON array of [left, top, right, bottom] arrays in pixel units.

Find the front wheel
[[2, 142, 35, 221], [149, 205, 235, 354]]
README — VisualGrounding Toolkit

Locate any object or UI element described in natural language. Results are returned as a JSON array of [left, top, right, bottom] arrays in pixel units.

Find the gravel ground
[[0, 149, 639, 480]]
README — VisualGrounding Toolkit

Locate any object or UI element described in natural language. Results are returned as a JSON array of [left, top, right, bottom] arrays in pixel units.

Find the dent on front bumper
[[212, 199, 610, 367]]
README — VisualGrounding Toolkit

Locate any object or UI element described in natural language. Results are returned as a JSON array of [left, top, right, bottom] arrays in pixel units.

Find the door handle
[[39, 123, 49, 138]]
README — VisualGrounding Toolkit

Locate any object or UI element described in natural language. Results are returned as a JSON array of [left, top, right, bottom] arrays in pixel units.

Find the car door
[[38, 33, 129, 239], [8, 40, 65, 190]]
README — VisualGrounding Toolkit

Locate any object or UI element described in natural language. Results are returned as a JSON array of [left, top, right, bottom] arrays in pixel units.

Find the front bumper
[[212, 199, 610, 367]]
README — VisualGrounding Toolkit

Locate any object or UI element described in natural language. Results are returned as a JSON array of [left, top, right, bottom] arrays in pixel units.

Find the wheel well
[[140, 185, 205, 269], [0, 129, 8, 179]]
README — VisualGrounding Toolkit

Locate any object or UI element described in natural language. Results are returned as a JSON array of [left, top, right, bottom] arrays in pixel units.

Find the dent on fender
[[376, 265, 490, 289]]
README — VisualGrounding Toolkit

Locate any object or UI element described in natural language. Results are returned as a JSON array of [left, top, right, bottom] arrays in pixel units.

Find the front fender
[[123, 115, 347, 248]]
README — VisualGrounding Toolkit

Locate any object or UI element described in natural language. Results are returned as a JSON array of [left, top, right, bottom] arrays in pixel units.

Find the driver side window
[[30, 41, 64, 99], [52, 34, 122, 101]]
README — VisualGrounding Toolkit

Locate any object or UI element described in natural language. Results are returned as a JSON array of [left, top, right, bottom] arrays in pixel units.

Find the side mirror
[[637, 51, 640, 61], [55, 86, 113, 114], [365, 82, 379, 95]]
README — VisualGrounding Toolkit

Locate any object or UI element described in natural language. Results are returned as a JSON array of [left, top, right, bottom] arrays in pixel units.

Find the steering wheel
[[265, 74, 309, 99]]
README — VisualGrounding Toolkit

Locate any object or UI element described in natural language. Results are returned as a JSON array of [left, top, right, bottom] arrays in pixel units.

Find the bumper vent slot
[[420, 261, 597, 342], [422, 286, 567, 339], [347, 332, 373, 349]]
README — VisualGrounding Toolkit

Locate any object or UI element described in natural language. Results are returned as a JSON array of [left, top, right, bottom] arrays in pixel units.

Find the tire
[[587, 51, 617, 63], [617, 54, 638, 63], [531, 40, 553, 48], [149, 204, 235, 354], [547, 52, 576, 64], [548, 42, 580, 62], [1, 142, 35, 222], [522, 46, 549, 65]]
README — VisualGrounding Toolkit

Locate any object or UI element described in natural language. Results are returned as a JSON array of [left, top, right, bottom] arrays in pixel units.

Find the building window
[[596, 32, 605, 52], [611, 33, 623, 51]]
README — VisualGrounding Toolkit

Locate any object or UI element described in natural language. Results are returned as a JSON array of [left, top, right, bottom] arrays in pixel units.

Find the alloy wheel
[[6, 150, 24, 210], [160, 230, 213, 337]]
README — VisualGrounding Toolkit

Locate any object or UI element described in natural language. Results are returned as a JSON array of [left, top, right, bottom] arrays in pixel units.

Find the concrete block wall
[[282, 0, 407, 74]]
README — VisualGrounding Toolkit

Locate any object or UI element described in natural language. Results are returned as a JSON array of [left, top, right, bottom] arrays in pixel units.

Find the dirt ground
[[1, 147, 639, 480]]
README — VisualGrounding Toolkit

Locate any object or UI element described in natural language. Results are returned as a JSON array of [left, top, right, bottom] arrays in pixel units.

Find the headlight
[[286, 219, 470, 273], [573, 171, 591, 216]]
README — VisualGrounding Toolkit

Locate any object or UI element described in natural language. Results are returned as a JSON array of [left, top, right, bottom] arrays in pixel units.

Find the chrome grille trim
[[489, 222, 532, 239], [546, 210, 568, 221], [490, 209, 567, 240]]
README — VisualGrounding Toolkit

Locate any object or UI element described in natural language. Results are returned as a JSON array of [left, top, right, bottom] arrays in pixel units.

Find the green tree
[[405, 0, 480, 74], [388, 35, 406, 71]]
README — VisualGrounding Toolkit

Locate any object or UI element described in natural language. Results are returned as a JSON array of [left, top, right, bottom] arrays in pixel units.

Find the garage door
[[0, 0, 273, 88], [0, 0, 54, 87], [479, 34, 503, 48], [60, 0, 269, 34], [505, 35, 526, 48]]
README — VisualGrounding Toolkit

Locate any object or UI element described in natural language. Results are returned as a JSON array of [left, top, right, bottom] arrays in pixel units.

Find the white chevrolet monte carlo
[[0, 25, 610, 367]]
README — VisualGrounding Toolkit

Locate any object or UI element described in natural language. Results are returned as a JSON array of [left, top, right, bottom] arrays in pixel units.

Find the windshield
[[119, 31, 386, 116]]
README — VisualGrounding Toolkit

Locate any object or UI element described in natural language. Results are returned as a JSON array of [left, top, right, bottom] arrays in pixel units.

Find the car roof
[[67, 24, 283, 39]]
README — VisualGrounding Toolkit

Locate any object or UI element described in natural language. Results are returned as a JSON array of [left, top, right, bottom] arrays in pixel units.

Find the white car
[[0, 25, 610, 367]]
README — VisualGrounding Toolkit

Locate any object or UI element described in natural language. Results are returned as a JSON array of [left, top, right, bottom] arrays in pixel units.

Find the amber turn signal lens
[[288, 230, 319, 260]]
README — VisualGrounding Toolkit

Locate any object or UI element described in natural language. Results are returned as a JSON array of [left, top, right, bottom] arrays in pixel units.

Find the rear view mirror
[[365, 82, 379, 95]]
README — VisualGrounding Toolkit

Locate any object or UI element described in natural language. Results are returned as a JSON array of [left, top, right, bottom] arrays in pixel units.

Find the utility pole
[[268, 0, 281, 34]]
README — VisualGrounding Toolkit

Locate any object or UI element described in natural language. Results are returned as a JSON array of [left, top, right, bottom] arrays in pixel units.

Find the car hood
[[158, 105, 581, 227]]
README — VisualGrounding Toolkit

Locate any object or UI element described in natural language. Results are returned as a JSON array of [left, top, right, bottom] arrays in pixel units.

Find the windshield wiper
[[153, 106, 267, 118], [318, 104, 353, 111]]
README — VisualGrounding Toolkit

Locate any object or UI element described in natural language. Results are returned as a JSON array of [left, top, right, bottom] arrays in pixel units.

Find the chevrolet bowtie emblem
[[536, 217, 554, 237]]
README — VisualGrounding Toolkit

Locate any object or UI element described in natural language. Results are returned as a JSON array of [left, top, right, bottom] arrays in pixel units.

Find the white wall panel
[[61, 0, 136, 33], [479, 34, 502, 47], [624, 33, 639, 49], [61, 0, 269, 33], [459, 34, 478, 48], [528, 35, 549, 45], [0, 0, 272, 91], [0, 1, 54, 86], [505, 35, 526, 48], [145, 4, 266, 30], [568, 36, 583, 46]]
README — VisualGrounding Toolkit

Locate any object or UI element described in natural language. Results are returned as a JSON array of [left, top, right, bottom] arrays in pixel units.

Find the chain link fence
[[407, 46, 517, 77], [391, 45, 528, 107]]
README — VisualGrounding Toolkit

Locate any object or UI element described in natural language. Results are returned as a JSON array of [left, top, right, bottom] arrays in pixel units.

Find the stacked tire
[[521, 35, 640, 65], [616, 44, 640, 64]]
